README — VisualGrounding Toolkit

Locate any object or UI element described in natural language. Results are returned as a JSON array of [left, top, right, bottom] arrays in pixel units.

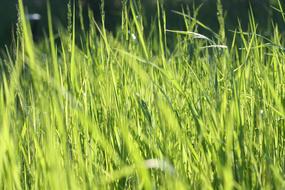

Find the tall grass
[[0, 0, 285, 189]]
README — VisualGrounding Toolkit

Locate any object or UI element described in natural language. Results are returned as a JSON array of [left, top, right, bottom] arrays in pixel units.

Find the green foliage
[[0, 0, 285, 189]]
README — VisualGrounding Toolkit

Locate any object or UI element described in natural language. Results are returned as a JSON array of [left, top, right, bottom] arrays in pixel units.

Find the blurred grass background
[[0, 0, 284, 48]]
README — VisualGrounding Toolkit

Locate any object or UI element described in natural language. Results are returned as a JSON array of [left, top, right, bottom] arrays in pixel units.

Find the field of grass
[[0, 0, 285, 189]]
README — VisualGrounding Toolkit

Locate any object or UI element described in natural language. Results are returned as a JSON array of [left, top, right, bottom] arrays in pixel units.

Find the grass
[[0, 0, 285, 189]]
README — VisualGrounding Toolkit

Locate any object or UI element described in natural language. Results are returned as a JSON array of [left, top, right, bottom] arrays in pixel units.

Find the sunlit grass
[[0, 0, 285, 189]]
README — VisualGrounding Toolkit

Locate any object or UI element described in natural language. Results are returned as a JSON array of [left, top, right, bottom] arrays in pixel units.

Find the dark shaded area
[[0, 0, 285, 48], [0, 0, 69, 48], [0, 0, 17, 47]]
